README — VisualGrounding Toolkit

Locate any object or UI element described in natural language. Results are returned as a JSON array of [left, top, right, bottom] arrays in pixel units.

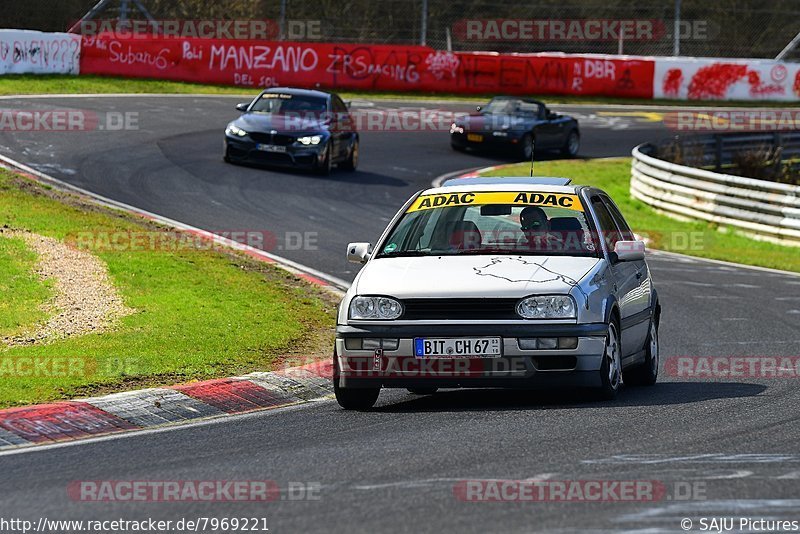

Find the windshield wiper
[[377, 250, 430, 258]]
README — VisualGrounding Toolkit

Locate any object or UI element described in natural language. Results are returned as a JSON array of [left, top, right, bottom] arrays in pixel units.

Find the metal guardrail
[[631, 139, 800, 247], [654, 132, 800, 173]]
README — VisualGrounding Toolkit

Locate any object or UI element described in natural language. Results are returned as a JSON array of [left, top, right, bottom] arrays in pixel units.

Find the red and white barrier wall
[[0, 30, 81, 74], [78, 35, 653, 98], [655, 57, 800, 102], [2, 30, 800, 102]]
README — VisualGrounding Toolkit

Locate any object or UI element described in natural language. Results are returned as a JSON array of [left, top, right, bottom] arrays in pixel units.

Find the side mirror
[[345, 101, 352, 109], [547, 111, 558, 120], [347, 242, 372, 264], [613, 240, 646, 262], [236, 102, 249, 112]]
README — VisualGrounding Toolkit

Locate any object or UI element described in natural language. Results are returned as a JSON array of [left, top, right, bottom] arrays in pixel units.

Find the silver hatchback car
[[334, 177, 661, 409]]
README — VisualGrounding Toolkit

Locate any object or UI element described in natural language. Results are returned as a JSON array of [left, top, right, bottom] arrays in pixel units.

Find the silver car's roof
[[426, 176, 578, 195]]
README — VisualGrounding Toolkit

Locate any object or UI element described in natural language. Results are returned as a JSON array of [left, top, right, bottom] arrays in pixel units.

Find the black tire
[[595, 320, 622, 400], [562, 130, 580, 157], [625, 312, 659, 386], [407, 388, 438, 395], [223, 145, 233, 163], [315, 145, 332, 176], [451, 142, 465, 152], [519, 133, 534, 161], [332, 349, 380, 410], [341, 139, 358, 171]]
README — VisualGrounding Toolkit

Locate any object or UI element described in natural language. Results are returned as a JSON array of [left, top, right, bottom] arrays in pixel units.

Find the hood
[[354, 255, 599, 299], [233, 113, 329, 133]]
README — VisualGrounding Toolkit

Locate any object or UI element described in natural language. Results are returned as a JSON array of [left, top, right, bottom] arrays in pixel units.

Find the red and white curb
[[0, 362, 333, 451]]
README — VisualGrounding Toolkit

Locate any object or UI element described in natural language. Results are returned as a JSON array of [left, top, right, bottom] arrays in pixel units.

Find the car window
[[332, 96, 347, 113], [602, 196, 635, 241], [518, 102, 541, 117], [250, 93, 327, 115], [376, 190, 599, 257], [590, 195, 623, 251]]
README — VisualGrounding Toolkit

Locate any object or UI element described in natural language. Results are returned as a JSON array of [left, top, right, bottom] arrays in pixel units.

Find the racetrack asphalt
[[1, 96, 799, 533]]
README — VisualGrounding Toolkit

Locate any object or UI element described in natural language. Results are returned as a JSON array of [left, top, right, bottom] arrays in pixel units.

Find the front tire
[[341, 139, 358, 171], [625, 313, 659, 386], [333, 349, 379, 410], [595, 321, 622, 400], [315, 145, 332, 176]]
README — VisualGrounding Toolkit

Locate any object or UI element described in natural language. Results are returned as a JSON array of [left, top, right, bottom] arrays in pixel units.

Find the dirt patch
[[1, 229, 134, 347]]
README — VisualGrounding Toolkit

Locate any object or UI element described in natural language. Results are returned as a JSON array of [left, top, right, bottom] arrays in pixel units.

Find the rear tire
[[625, 313, 659, 386], [519, 133, 534, 161], [562, 130, 580, 157]]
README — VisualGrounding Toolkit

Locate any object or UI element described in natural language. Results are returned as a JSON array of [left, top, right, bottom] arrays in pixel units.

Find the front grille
[[401, 298, 519, 320], [248, 132, 295, 145]]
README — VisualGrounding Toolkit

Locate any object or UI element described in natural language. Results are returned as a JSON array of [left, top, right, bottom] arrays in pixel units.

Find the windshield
[[482, 98, 542, 117], [249, 93, 328, 115], [377, 191, 599, 258]]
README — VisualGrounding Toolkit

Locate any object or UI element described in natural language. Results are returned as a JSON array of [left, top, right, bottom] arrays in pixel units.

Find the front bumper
[[225, 136, 325, 168], [335, 323, 607, 389]]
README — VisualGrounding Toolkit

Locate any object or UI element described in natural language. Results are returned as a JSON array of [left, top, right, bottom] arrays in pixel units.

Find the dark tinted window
[[590, 196, 622, 251], [602, 196, 635, 241]]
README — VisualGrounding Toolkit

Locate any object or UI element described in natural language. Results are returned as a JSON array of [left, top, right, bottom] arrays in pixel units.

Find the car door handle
[[636, 271, 643, 280]]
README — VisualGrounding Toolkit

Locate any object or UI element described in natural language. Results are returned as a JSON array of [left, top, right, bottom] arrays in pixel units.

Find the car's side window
[[332, 96, 348, 114], [590, 195, 622, 252], [602, 196, 635, 241]]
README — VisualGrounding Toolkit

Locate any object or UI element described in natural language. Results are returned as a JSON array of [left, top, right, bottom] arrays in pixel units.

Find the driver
[[520, 206, 555, 251]]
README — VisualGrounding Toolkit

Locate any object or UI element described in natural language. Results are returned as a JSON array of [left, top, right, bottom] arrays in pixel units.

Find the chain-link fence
[[2, 0, 800, 60]]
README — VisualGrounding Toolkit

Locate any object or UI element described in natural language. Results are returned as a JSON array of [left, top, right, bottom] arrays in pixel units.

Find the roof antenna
[[529, 136, 535, 177]]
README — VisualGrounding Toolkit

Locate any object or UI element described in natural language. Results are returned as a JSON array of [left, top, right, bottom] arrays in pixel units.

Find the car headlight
[[516, 295, 576, 319], [297, 135, 322, 145], [225, 124, 247, 137], [450, 123, 464, 134], [349, 296, 404, 320]]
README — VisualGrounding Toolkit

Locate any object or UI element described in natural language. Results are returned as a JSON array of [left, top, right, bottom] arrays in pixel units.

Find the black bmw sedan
[[450, 96, 580, 159], [224, 87, 359, 175]]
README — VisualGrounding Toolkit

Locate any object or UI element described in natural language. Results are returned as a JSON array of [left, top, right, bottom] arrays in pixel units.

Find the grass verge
[[0, 234, 52, 340], [0, 74, 794, 107], [0, 168, 337, 408], [481, 158, 800, 273]]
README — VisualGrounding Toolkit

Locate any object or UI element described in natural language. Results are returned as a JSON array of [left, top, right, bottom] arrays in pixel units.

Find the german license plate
[[256, 144, 287, 153], [414, 337, 501, 358], [467, 133, 483, 142]]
